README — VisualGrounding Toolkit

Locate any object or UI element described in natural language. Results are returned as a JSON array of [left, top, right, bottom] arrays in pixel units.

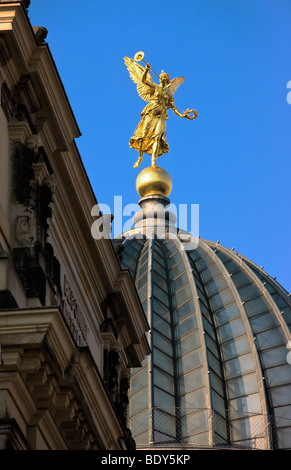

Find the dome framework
[[114, 192, 291, 450]]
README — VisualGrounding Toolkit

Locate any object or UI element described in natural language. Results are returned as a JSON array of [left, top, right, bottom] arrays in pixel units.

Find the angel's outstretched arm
[[171, 103, 185, 118], [171, 102, 198, 120]]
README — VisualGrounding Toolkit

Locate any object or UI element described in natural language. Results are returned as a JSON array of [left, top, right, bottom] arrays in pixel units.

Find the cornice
[[29, 45, 81, 147], [0, 305, 126, 449], [0, 2, 81, 151], [0, 3, 35, 82]]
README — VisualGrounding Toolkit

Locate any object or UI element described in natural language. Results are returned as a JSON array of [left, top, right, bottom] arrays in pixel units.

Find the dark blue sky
[[29, 0, 291, 291]]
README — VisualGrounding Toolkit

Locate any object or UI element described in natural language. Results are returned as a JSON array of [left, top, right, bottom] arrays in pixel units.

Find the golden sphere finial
[[136, 166, 172, 198]]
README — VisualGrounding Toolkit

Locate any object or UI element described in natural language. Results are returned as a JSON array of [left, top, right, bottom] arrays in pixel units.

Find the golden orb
[[136, 166, 172, 198]]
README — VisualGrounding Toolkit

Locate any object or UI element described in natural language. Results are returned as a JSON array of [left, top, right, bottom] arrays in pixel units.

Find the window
[[227, 373, 259, 399], [206, 275, 228, 296], [175, 299, 195, 323], [153, 387, 175, 408], [179, 368, 204, 395], [224, 353, 255, 379], [153, 368, 174, 395], [211, 288, 234, 310], [214, 303, 240, 326], [218, 318, 246, 343], [153, 347, 173, 375], [221, 335, 250, 360], [153, 313, 171, 338], [176, 330, 200, 356], [176, 284, 192, 306], [177, 315, 198, 339], [178, 348, 203, 375]]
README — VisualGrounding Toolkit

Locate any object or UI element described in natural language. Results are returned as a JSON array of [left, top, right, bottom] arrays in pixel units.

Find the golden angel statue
[[124, 53, 198, 168]]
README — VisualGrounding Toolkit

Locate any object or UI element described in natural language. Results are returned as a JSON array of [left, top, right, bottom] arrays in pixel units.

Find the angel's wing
[[124, 56, 154, 102], [167, 76, 185, 95]]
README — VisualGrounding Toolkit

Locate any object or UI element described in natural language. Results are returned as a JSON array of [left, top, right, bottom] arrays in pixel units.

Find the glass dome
[[113, 193, 291, 450]]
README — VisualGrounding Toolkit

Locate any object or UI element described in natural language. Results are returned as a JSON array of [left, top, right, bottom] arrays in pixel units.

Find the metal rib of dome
[[113, 199, 291, 450]]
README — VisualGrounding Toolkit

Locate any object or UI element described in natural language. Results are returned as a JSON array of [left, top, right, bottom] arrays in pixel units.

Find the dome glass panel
[[114, 210, 291, 449]]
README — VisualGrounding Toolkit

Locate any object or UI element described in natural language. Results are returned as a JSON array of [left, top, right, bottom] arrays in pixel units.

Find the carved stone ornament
[[32, 26, 48, 44], [10, 142, 57, 304], [15, 215, 33, 246]]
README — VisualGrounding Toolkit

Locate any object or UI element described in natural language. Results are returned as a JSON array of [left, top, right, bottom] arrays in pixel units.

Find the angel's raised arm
[[141, 63, 154, 89]]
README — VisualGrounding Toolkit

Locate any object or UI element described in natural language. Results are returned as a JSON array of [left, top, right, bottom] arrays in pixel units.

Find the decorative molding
[[8, 120, 32, 142], [14, 74, 41, 113], [0, 307, 128, 449]]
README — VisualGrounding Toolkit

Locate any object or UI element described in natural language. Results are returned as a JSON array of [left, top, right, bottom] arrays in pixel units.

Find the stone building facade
[[0, 1, 149, 450]]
